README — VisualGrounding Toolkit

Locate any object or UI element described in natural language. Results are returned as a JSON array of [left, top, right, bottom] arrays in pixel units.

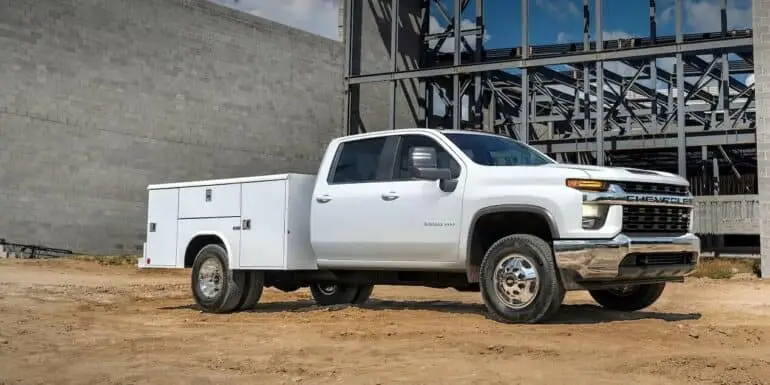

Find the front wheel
[[478, 234, 564, 324], [589, 283, 666, 311]]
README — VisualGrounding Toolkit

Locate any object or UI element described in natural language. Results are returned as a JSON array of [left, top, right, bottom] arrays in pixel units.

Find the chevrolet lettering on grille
[[625, 195, 693, 205]]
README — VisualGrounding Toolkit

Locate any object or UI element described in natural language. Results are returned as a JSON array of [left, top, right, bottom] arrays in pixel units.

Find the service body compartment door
[[178, 184, 241, 219], [145, 188, 179, 267], [239, 180, 287, 269]]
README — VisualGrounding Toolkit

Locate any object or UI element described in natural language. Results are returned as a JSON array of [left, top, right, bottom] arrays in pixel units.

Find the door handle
[[381, 192, 399, 201], [315, 194, 332, 203]]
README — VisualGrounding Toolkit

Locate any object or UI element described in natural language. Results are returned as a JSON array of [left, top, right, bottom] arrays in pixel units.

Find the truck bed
[[141, 173, 319, 271]]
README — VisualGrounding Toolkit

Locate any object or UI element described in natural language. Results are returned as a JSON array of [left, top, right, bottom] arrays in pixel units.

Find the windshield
[[442, 132, 556, 166]]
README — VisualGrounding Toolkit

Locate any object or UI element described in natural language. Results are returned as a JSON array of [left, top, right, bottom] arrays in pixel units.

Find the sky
[[209, 0, 753, 46], [210, 0, 754, 118]]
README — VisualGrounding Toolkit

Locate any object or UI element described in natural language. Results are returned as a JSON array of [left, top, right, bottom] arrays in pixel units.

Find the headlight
[[581, 203, 608, 230], [566, 179, 608, 192]]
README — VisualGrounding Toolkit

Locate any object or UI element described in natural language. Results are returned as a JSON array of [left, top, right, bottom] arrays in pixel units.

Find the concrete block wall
[[0, 0, 346, 254], [754, 0, 769, 277]]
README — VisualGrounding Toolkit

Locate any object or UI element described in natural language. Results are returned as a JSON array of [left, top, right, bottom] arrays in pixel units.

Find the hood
[[540, 164, 689, 186]]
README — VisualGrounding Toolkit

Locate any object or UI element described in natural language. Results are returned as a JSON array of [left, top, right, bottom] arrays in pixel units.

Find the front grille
[[622, 205, 691, 234], [613, 181, 689, 196]]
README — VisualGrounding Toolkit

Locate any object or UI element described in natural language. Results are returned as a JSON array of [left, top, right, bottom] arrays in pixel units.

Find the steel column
[[583, 0, 590, 139], [474, 0, 484, 129], [388, 0, 399, 130], [452, 0, 462, 130], [520, 0, 529, 142], [676, 0, 686, 176], [595, 0, 604, 165], [342, 0, 354, 135]]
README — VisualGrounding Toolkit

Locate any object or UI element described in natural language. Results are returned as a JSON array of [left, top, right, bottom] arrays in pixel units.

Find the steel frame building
[[340, 0, 756, 193]]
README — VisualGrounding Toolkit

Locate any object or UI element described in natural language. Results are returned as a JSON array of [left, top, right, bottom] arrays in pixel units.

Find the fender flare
[[182, 231, 235, 268], [464, 204, 560, 279]]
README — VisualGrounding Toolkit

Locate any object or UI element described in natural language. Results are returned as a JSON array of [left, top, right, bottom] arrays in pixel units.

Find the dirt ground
[[1, 259, 769, 385]]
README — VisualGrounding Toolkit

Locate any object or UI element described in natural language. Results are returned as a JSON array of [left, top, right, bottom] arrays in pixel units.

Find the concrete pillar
[[755, 0, 770, 278]]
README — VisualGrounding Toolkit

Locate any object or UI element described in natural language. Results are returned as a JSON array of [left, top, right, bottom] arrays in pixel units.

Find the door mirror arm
[[438, 178, 458, 193]]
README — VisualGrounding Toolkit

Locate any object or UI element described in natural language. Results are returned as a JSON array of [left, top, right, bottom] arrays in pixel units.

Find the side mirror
[[409, 147, 457, 192], [409, 146, 451, 180]]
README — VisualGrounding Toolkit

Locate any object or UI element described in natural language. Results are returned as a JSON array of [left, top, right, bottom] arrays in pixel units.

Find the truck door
[[310, 135, 394, 263], [374, 133, 465, 263]]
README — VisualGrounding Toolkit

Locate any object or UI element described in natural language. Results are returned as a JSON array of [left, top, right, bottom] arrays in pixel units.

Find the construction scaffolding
[[341, 0, 755, 194]]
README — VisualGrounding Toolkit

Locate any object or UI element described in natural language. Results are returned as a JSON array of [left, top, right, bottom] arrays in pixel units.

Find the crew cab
[[138, 128, 700, 324]]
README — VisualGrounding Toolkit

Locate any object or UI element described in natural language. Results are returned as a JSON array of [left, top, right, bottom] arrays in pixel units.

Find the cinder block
[[0, 0, 352, 255]]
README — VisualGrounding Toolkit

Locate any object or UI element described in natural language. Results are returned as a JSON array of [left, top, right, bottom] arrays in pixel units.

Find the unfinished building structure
[[340, 0, 764, 275]]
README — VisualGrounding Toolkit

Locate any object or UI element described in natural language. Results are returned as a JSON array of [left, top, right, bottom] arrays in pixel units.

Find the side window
[[394, 135, 461, 180], [329, 137, 387, 184]]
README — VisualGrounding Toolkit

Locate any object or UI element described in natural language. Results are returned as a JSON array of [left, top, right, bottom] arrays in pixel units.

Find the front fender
[[458, 184, 624, 263]]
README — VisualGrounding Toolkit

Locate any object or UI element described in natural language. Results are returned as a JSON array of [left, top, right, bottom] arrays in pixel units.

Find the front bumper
[[553, 233, 700, 290]]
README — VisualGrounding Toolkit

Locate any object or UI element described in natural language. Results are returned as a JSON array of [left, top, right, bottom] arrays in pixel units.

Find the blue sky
[[439, 0, 753, 49]]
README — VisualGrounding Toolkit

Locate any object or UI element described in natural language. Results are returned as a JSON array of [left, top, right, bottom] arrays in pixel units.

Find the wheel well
[[184, 235, 224, 268], [466, 210, 555, 282]]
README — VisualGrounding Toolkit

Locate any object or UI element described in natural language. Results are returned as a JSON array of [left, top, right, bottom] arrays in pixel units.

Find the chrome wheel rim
[[198, 257, 223, 299], [317, 284, 337, 295], [492, 253, 539, 309]]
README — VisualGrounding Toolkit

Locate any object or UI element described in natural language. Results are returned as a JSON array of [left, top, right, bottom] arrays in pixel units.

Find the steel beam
[[531, 130, 756, 153], [348, 37, 752, 84]]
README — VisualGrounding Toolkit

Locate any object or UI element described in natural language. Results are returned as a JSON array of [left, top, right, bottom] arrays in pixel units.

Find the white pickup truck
[[138, 128, 700, 324]]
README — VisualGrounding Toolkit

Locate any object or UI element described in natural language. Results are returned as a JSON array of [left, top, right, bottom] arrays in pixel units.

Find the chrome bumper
[[553, 233, 700, 289]]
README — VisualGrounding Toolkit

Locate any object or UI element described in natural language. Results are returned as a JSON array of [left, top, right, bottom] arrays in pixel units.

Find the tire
[[351, 284, 375, 304], [191, 244, 246, 313], [589, 283, 666, 312], [478, 234, 564, 324], [235, 270, 265, 311], [309, 283, 360, 306]]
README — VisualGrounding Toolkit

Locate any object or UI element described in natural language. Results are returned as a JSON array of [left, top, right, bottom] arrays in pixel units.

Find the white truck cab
[[139, 128, 700, 324]]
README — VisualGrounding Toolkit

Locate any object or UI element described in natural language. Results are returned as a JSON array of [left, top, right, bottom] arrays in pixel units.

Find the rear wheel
[[351, 284, 375, 304], [235, 270, 265, 311], [589, 283, 666, 311], [191, 244, 246, 313], [479, 234, 564, 324], [309, 283, 373, 306]]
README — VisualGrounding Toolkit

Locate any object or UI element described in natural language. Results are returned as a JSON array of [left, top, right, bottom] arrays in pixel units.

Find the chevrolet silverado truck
[[138, 128, 700, 324]]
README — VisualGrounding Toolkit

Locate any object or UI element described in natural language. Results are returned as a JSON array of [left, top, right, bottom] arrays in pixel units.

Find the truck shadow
[[161, 299, 701, 325]]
